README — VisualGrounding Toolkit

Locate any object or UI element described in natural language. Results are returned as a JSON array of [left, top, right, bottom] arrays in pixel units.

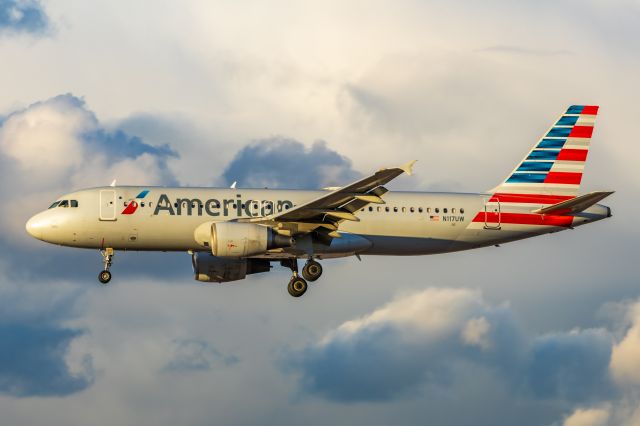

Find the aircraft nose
[[25, 215, 44, 240]]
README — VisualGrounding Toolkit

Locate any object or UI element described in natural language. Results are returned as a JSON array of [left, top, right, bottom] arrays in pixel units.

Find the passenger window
[[435, 208, 440, 213], [418, 207, 423, 213], [461, 208, 465, 214], [444, 208, 448, 213], [452, 208, 456, 214], [393, 207, 398, 212], [377, 207, 381, 212], [70, 200, 79, 208], [385, 207, 390, 212], [426, 207, 431, 213], [410, 207, 415, 213], [401, 207, 406, 213], [49, 201, 60, 209], [58, 200, 69, 208], [369, 206, 373, 212], [141, 202, 146, 207]]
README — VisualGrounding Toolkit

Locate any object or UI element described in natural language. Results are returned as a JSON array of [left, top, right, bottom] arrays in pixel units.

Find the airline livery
[[26, 106, 613, 297]]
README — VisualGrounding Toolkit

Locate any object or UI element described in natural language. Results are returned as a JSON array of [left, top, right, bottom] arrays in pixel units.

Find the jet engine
[[206, 222, 292, 257], [192, 253, 271, 283]]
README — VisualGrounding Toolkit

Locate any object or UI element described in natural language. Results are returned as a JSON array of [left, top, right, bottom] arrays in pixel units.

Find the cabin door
[[99, 190, 117, 221]]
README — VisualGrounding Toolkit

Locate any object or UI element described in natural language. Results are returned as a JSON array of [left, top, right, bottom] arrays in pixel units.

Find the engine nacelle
[[195, 222, 292, 257], [192, 253, 271, 283]]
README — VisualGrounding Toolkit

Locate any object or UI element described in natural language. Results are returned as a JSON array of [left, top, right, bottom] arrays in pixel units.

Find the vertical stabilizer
[[491, 105, 599, 198]]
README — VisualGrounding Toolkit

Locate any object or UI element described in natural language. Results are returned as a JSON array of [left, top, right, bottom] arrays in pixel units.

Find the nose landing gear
[[98, 248, 114, 284]]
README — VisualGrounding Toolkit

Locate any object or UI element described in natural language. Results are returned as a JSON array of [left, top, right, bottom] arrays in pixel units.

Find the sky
[[0, 0, 639, 425]]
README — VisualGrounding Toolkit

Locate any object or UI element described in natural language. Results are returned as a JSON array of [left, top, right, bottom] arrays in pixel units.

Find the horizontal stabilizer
[[532, 191, 614, 215]]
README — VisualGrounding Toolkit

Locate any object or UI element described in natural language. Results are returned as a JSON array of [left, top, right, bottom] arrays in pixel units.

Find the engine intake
[[192, 253, 271, 283]]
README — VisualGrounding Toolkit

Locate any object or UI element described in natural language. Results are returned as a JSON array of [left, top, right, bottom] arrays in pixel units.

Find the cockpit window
[[49, 201, 60, 209], [70, 200, 79, 208], [58, 200, 69, 208]]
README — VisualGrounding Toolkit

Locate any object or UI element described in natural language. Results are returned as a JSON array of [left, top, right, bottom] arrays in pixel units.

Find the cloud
[[0, 322, 92, 397], [0, 94, 178, 241], [164, 338, 239, 372], [286, 288, 617, 405], [0, 0, 50, 35], [221, 137, 360, 189], [287, 288, 522, 402], [610, 302, 640, 386], [0, 278, 93, 397], [527, 329, 613, 402], [562, 406, 610, 426]]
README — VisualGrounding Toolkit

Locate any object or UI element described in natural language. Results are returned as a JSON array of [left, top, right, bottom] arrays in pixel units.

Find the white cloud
[[562, 406, 610, 426], [462, 317, 492, 350], [610, 303, 640, 386], [0, 94, 177, 242]]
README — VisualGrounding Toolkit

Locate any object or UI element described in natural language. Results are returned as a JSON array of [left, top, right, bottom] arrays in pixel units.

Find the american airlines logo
[[152, 194, 294, 217], [121, 190, 150, 215]]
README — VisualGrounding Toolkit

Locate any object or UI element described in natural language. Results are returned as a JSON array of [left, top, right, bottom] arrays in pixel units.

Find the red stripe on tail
[[556, 149, 588, 162], [568, 126, 593, 138], [544, 172, 583, 185]]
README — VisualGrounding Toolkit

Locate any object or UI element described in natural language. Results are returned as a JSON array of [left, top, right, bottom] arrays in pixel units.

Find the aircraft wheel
[[302, 260, 323, 282], [287, 276, 307, 297], [98, 270, 112, 284]]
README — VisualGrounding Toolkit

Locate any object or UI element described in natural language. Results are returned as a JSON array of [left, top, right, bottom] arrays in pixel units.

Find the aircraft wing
[[532, 191, 614, 215], [240, 160, 417, 236]]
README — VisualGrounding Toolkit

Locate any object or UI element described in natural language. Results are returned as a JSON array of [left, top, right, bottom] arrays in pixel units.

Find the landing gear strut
[[98, 248, 114, 284], [302, 259, 323, 282], [282, 258, 307, 298]]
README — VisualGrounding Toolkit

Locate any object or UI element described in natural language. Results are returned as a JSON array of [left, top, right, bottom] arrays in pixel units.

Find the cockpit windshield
[[48, 200, 79, 209]]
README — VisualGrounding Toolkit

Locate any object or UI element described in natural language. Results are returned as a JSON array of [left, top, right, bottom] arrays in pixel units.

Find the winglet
[[230, 181, 237, 189], [399, 160, 417, 176], [110, 179, 117, 187]]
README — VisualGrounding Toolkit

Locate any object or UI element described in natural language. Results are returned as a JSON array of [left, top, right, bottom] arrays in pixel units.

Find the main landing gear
[[302, 259, 323, 282], [98, 248, 114, 284], [282, 258, 323, 298]]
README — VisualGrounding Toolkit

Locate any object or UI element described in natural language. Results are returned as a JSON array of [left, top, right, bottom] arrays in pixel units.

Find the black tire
[[287, 276, 307, 297], [302, 260, 322, 282], [98, 270, 112, 284]]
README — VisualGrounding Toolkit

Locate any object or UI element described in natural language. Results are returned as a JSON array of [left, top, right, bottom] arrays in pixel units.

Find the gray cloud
[[0, 0, 50, 35], [0, 281, 93, 397], [222, 138, 361, 189], [285, 289, 617, 407], [527, 329, 614, 403], [164, 338, 239, 372], [0, 322, 92, 397]]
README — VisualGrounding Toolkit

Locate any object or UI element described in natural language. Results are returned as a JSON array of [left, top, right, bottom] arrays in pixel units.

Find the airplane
[[25, 105, 613, 297]]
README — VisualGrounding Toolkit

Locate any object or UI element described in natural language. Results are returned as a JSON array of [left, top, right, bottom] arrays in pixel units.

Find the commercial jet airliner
[[26, 105, 613, 297]]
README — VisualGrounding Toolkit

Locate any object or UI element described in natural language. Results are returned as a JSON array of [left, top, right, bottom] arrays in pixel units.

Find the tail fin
[[491, 105, 599, 197]]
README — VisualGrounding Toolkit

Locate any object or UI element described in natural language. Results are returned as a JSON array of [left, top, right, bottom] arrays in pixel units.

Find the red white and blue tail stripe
[[492, 105, 598, 197], [471, 106, 600, 230]]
